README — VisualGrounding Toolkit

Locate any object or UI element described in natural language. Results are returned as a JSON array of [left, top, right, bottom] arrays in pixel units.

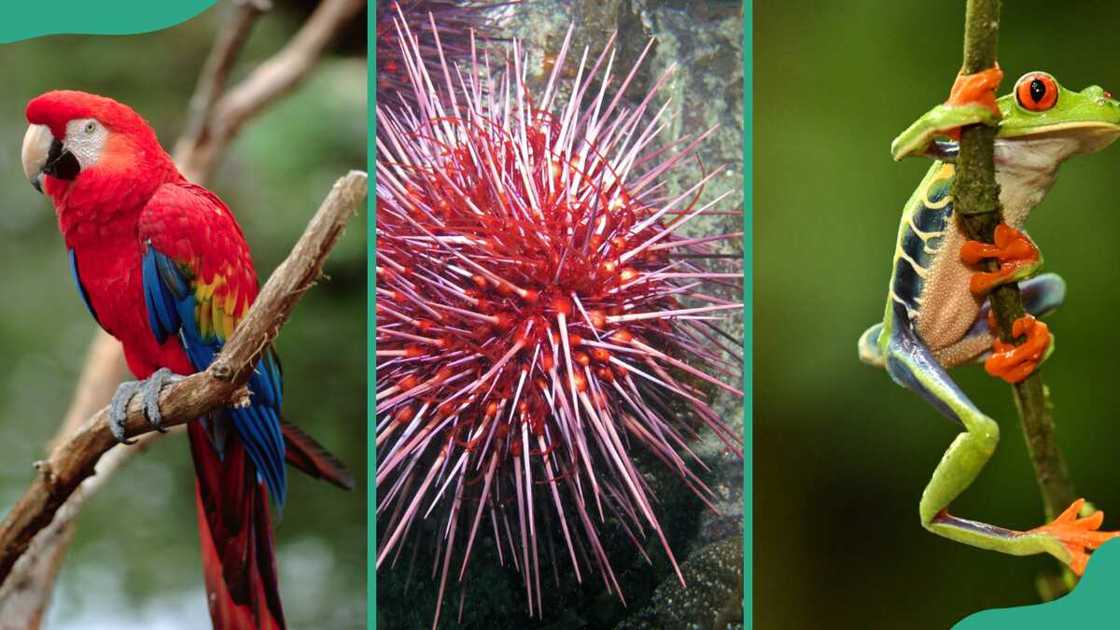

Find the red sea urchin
[[375, 14, 744, 628]]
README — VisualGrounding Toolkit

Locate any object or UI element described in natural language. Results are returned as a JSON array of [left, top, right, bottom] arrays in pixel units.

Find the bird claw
[[142, 368, 182, 433], [109, 381, 141, 445], [107, 368, 184, 444]]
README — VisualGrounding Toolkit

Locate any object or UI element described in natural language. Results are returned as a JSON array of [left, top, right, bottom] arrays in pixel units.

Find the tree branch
[[174, 0, 273, 167], [952, 0, 1076, 524], [0, 170, 367, 586], [175, 0, 366, 181], [0, 425, 166, 630], [0, 336, 129, 628]]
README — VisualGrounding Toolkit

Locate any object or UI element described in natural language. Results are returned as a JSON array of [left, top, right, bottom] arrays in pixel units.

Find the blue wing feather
[[69, 250, 100, 325], [142, 245, 180, 343], [141, 245, 287, 506]]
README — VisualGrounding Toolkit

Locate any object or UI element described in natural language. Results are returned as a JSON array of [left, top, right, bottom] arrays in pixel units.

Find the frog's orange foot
[[984, 315, 1050, 383], [960, 223, 1040, 296], [1028, 499, 1120, 575], [947, 65, 1004, 117]]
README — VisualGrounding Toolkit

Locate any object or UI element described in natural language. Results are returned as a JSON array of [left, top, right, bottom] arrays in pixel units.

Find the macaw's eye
[[1015, 72, 1059, 112], [84, 121, 96, 134]]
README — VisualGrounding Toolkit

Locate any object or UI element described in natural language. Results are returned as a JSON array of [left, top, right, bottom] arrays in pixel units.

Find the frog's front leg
[[884, 318, 1119, 574], [891, 66, 1004, 161]]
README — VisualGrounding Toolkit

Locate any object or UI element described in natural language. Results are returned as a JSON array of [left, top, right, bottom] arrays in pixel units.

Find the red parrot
[[21, 90, 350, 629]]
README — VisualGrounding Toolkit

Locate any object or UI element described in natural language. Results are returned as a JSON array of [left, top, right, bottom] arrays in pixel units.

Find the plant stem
[[951, 0, 1075, 522]]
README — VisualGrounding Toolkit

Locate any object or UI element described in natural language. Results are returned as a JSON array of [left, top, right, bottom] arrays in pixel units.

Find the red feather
[[191, 422, 285, 630]]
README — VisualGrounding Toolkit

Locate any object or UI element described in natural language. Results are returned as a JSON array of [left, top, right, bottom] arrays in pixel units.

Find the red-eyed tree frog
[[859, 68, 1120, 575]]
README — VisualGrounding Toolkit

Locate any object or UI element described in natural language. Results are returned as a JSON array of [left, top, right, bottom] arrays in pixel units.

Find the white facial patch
[[64, 118, 109, 169]]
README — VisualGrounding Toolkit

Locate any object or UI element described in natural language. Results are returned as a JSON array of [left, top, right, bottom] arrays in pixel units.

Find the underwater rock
[[616, 536, 744, 630]]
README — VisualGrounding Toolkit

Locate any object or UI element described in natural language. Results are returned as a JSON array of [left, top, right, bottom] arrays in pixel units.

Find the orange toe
[[961, 224, 1040, 296], [984, 315, 1050, 384], [946, 65, 1004, 116], [1028, 499, 1120, 575]]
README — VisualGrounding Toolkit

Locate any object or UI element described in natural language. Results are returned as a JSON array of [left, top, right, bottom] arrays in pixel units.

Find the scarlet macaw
[[21, 90, 350, 629]]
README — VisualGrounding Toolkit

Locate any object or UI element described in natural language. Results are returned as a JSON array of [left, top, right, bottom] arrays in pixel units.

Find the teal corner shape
[[0, 0, 215, 44], [954, 540, 1120, 629]]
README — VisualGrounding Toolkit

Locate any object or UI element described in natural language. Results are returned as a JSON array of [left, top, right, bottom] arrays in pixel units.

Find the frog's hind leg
[[1016, 272, 1066, 319], [933, 273, 1066, 368], [884, 308, 1116, 573]]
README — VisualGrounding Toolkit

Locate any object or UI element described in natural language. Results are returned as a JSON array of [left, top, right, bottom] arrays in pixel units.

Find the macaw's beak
[[21, 124, 79, 194]]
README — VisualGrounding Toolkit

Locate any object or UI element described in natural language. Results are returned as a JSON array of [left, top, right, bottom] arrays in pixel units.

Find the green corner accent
[[954, 540, 1120, 629], [368, 3, 378, 630], [0, 0, 215, 44], [742, 1, 753, 628]]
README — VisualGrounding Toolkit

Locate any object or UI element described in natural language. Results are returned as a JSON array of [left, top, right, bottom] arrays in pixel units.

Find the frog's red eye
[[1015, 72, 1059, 111]]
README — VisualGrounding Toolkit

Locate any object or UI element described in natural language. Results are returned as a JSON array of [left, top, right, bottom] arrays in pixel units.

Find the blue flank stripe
[[900, 229, 928, 274], [141, 245, 287, 506], [891, 257, 922, 315], [890, 168, 955, 314]]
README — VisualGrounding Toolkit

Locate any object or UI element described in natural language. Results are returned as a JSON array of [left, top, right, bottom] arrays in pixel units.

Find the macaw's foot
[[945, 65, 1004, 127], [107, 368, 184, 444], [960, 223, 1041, 296], [984, 315, 1051, 383], [1028, 499, 1120, 576]]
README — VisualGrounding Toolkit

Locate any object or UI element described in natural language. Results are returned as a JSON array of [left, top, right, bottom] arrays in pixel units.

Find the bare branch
[[0, 170, 367, 586], [53, 335, 130, 450], [0, 429, 166, 630], [174, 0, 273, 167], [177, 0, 366, 181], [0, 511, 71, 630], [0, 334, 127, 626]]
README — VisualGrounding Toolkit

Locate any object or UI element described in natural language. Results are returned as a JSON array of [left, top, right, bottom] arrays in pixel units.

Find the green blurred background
[[0, 3, 366, 628], [756, 2, 1120, 628]]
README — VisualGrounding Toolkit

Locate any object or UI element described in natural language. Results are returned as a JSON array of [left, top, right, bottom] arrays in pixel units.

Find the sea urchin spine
[[376, 1, 515, 108], [376, 14, 744, 628]]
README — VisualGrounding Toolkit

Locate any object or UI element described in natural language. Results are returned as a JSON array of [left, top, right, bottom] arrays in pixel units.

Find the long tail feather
[[281, 420, 355, 490], [190, 421, 286, 630]]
